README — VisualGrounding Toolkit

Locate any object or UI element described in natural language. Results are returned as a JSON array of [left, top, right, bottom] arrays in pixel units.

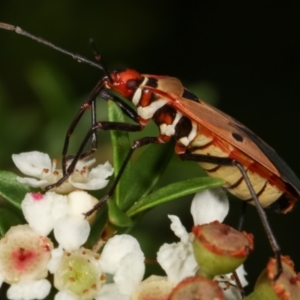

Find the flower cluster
[[2, 151, 298, 300]]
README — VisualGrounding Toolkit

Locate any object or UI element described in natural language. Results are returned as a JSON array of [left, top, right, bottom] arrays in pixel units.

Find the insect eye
[[126, 79, 139, 90]]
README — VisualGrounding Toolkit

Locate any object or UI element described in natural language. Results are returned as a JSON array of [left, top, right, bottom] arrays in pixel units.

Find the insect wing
[[173, 97, 300, 197]]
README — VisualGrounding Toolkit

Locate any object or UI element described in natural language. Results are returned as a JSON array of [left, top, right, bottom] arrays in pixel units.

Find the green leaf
[[0, 171, 31, 209], [87, 205, 108, 248], [0, 208, 23, 236], [108, 101, 132, 207], [107, 200, 133, 227], [122, 142, 174, 210], [126, 177, 225, 217]]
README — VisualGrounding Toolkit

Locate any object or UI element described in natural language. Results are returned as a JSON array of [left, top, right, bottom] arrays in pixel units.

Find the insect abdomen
[[188, 127, 289, 208]]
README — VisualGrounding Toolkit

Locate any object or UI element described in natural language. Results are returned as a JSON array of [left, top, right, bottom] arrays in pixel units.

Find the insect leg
[[46, 120, 145, 191], [62, 80, 104, 175], [84, 136, 158, 216], [180, 151, 282, 279], [99, 89, 139, 122], [62, 88, 139, 175]]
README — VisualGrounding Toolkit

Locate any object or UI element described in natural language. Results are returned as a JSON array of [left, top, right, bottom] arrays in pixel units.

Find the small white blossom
[[49, 234, 145, 300], [53, 248, 105, 300], [0, 225, 53, 300], [99, 235, 145, 297], [0, 225, 53, 284], [157, 216, 198, 285], [12, 151, 113, 194]]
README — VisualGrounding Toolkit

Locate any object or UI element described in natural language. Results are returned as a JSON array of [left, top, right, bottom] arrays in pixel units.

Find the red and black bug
[[1, 22, 299, 278]]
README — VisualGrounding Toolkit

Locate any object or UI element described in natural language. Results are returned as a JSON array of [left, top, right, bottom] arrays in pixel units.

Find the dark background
[[1, 1, 300, 293]]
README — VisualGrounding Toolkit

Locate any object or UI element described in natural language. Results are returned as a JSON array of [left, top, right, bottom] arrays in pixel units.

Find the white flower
[[52, 248, 106, 300], [157, 216, 198, 285], [157, 188, 246, 299], [97, 235, 145, 299], [22, 190, 97, 237], [48, 234, 145, 300], [0, 225, 53, 300], [12, 151, 113, 193]]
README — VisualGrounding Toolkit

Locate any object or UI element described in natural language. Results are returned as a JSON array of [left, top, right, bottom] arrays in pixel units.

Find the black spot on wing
[[232, 132, 244, 142], [182, 89, 200, 103], [236, 125, 300, 195]]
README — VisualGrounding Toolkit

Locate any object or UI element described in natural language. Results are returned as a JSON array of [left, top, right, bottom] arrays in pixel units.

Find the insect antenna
[[89, 38, 113, 82], [0, 22, 107, 74]]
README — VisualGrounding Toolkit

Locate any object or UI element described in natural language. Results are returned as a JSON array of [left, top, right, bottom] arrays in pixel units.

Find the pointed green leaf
[[126, 177, 225, 217], [0, 171, 31, 209], [108, 199, 133, 227], [122, 142, 174, 210]]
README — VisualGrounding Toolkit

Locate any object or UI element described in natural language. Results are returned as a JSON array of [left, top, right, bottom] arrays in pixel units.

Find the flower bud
[[169, 275, 224, 300], [253, 256, 300, 300], [192, 221, 253, 278]]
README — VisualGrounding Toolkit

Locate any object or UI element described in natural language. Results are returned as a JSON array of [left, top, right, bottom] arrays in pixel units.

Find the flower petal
[[47, 246, 64, 274], [70, 161, 113, 190], [54, 216, 90, 251], [191, 188, 229, 225], [99, 235, 144, 275], [67, 190, 98, 218], [17, 177, 49, 188], [95, 283, 129, 300], [7, 279, 51, 300], [12, 152, 51, 178], [22, 192, 68, 236], [54, 290, 78, 300], [114, 251, 145, 295], [168, 215, 189, 244], [157, 241, 198, 285]]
